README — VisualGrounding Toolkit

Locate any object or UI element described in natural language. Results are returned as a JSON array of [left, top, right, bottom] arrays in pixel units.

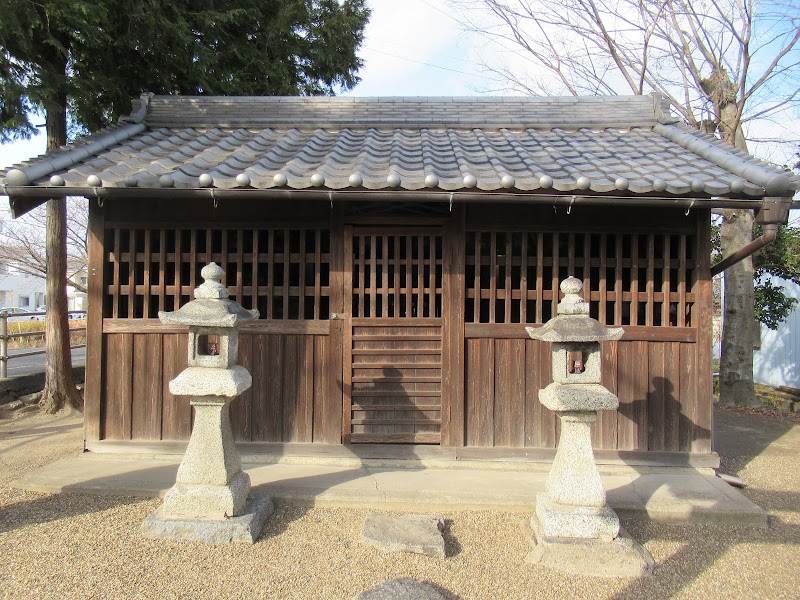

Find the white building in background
[[0, 270, 45, 309], [0, 264, 87, 312], [67, 269, 88, 311], [753, 278, 800, 390]]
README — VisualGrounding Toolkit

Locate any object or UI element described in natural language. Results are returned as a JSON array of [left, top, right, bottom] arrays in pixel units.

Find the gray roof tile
[[2, 95, 796, 199]]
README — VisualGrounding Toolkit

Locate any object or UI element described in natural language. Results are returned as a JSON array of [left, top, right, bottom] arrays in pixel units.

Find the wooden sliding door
[[343, 227, 444, 443]]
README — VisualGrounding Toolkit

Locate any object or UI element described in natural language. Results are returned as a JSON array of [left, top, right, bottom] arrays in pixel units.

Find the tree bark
[[39, 96, 83, 414], [717, 97, 757, 406], [718, 208, 758, 406]]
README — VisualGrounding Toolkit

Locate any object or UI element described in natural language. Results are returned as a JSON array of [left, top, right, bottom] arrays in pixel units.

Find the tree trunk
[[718, 209, 758, 406], [717, 100, 757, 406], [39, 96, 83, 414]]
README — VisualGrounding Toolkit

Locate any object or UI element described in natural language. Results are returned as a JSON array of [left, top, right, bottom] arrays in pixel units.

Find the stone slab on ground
[[523, 517, 654, 578], [355, 577, 449, 600], [361, 513, 445, 558], [141, 492, 274, 544]]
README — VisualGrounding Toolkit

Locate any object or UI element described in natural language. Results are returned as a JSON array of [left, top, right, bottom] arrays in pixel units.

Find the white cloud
[[347, 0, 489, 96]]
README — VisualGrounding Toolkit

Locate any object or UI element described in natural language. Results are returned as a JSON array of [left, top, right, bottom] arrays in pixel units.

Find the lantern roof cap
[[158, 262, 258, 327], [526, 317, 623, 343], [526, 277, 623, 342]]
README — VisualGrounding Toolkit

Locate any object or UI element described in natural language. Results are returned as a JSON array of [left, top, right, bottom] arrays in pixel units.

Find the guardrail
[[0, 310, 86, 379]]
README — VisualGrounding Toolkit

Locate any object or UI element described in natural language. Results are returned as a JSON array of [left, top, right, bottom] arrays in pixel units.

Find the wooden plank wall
[[101, 332, 330, 443], [463, 337, 701, 451]]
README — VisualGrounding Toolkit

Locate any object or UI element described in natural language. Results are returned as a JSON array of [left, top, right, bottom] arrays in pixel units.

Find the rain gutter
[[0, 186, 770, 216]]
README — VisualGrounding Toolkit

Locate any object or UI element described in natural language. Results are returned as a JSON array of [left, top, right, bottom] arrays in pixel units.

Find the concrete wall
[[754, 278, 800, 389]]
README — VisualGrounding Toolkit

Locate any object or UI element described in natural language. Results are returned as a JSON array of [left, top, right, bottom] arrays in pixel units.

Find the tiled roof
[[1, 94, 795, 199]]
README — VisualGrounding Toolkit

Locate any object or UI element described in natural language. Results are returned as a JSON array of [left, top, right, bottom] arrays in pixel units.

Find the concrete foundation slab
[[13, 454, 768, 527], [524, 518, 654, 578], [141, 492, 274, 544]]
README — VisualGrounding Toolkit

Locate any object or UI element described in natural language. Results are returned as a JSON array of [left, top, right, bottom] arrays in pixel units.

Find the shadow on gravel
[[714, 407, 794, 473], [612, 519, 800, 600], [0, 492, 143, 535], [442, 519, 463, 558], [0, 421, 81, 455], [610, 407, 800, 599], [256, 499, 312, 541]]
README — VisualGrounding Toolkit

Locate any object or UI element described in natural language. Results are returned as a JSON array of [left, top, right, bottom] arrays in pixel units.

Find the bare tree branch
[[0, 197, 88, 293]]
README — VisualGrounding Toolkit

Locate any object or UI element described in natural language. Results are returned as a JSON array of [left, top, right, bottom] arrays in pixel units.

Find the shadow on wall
[[615, 374, 711, 458]]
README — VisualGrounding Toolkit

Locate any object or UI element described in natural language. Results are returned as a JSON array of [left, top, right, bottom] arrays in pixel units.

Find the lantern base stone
[[524, 516, 654, 578], [161, 471, 251, 519], [142, 492, 274, 544], [535, 492, 620, 542]]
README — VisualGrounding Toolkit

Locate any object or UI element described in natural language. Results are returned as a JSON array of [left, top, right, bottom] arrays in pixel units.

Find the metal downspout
[[711, 223, 778, 277], [710, 198, 792, 277]]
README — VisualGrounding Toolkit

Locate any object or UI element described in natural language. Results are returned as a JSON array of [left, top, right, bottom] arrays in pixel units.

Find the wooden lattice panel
[[465, 231, 696, 326], [349, 230, 443, 319], [104, 227, 331, 319]]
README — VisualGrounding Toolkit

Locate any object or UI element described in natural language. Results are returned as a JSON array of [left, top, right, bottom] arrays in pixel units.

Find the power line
[[362, 45, 506, 83]]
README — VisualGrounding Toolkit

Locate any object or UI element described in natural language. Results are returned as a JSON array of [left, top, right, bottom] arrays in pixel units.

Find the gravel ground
[[1, 404, 798, 600]]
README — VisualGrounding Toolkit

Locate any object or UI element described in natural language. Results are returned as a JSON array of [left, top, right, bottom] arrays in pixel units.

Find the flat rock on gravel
[[355, 577, 449, 600], [361, 513, 446, 558]]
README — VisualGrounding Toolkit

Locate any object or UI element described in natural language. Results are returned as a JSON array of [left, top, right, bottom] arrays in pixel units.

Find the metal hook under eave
[[94, 188, 103, 208], [685, 199, 695, 216], [329, 190, 333, 209], [211, 188, 218, 209], [449, 193, 453, 212], [567, 195, 576, 215]]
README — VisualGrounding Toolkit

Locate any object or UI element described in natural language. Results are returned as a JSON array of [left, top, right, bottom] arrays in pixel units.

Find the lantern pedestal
[[161, 397, 250, 519], [536, 411, 619, 542]]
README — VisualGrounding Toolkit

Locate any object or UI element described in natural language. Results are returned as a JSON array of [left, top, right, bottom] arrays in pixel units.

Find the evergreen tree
[[0, 0, 370, 413]]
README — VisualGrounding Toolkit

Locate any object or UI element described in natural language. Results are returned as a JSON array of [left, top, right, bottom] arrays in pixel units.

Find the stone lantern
[[142, 263, 273, 544], [525, 277, 652, 577]]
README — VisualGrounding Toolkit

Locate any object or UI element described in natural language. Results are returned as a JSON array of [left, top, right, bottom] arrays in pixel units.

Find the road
[[3, 346, 86, 378]]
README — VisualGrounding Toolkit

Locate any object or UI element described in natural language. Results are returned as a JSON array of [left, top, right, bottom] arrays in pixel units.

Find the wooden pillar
[[694, 209, 713, 453], [441, 204, 466, 446], [316, 204, 344, 443], [84, 197, 105, 443]]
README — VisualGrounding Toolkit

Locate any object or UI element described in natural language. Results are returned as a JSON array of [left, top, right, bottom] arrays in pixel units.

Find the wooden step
[[353, 362, 441, 369], [352, 404, 441, 411], [351, 418, 441, 426], [352, 348, 441, 355], [349, 433, 441, 444], [351, 376, 441, 383], [351, 335, 441, 342], [351, 390, 441, 397]]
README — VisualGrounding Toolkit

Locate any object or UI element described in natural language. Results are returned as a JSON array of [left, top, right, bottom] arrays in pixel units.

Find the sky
[[0, 0, 797, 171]]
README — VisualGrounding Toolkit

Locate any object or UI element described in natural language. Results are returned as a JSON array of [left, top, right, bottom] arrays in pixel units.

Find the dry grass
[[2, 320, 86, 350]]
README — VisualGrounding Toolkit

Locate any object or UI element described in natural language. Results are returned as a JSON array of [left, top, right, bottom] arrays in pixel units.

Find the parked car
[[69, 311, 87, 320], [0, 307, 38, 322]]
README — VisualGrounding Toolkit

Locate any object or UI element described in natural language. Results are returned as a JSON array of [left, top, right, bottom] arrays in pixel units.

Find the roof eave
[[2, 185, 774, 216]]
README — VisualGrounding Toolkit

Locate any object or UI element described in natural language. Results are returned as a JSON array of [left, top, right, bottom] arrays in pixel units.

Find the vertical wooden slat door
[[344, 227, 444, 443]]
